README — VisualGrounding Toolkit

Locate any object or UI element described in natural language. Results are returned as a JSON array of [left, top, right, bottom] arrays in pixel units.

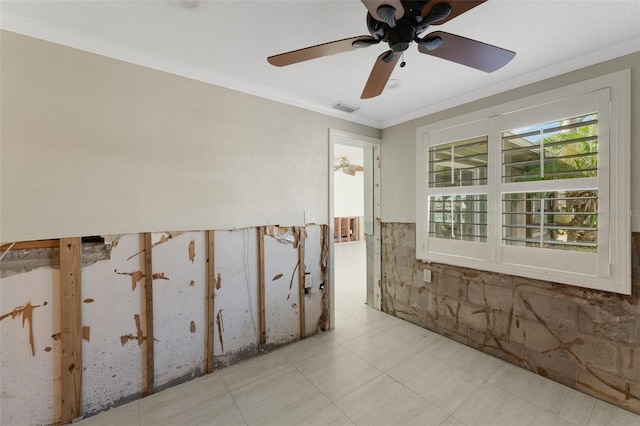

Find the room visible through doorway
[[333, 143, 367, 315]]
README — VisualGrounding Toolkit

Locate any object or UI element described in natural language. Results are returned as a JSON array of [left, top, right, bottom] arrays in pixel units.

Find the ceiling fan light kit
[[267, 1, 516, 100]]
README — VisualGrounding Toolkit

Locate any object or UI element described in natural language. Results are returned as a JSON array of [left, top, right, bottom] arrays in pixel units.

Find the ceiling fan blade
[[361, 0, 405, 22], [421, 0, 487, 24], [418, 31, 515, 72], [361, 51, 400, 99], [268, 36, 377, 67]]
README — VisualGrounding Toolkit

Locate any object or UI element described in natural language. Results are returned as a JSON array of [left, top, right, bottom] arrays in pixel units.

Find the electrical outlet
[[423, 269, 432, 283], [304, 211, 316, 224]]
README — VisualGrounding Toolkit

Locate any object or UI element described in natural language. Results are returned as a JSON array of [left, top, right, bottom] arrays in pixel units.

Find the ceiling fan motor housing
[[388, 24, 416, 51], [366, 1, 439, 52]]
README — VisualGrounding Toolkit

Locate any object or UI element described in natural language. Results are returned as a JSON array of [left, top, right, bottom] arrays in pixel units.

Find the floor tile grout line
[[216, 366, 254, 426], [285, 351, 372, 425]]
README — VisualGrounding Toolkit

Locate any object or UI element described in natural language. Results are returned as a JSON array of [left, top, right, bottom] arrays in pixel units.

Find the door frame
[[328, 129, 382, 329]]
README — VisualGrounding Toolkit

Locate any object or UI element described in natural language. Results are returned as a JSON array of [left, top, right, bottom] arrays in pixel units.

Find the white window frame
[[416, 70, 631, 294]]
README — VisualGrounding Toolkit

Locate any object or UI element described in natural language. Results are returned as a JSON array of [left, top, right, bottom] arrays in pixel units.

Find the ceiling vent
[[332, 101, 360, 113]]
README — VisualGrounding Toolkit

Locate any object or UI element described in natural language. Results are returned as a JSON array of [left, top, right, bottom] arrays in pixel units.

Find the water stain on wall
[[0, 301, 45, 356], [115, 270, 145, 291], [119, 314, 146, 347], [216, 310, 224, 353], [152, 272, 169, 280], [188, 240, 195, 263]]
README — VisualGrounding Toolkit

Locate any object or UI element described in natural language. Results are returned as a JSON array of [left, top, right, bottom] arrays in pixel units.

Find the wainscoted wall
[[0, 226, 329, 425], [381, 222, 640, 415]]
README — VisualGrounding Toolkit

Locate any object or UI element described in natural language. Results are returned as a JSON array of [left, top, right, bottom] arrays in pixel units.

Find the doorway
[[328, 129, 381, 329]]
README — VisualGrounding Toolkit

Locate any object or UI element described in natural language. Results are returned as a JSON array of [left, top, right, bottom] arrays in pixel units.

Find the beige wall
[[0, 30, 380, 243], [381, 52, 640, 231]]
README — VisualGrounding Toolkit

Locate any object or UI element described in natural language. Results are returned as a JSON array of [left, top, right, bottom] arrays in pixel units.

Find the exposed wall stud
[[257, 227, 266, 347], [59, 237, 82, 423], [298, 227, 306, 339], [206, 230, 215, 373], [143, 233, 155, 396]]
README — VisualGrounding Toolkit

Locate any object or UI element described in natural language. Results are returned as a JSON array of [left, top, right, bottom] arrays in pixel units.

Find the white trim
[[416, 70, 631, 295], [329, 129, 382, 323]]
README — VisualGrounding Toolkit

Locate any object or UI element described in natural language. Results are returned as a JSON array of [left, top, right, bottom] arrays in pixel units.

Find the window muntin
[[429, 194, 487, 242], [502, 113, 598, 183], [429, 137, 488, 187], [502, 191, 597, 252]]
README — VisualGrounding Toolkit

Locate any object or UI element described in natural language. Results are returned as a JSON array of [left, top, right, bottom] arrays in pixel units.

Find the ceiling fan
[[267, 1, 515, 99], [335, 157, 364, 176]]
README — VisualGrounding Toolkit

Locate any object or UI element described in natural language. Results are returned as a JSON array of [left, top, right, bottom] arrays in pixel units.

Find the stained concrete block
[[506, 316, 573, 354], [468, 280, 514, 313], [513, 290, 579, 333], [571, 335, 620, 374], [577, 304, 636, 344], [434, 269, 469, 301], [620, 346, 640, 383], [441, 298, 494, 333]]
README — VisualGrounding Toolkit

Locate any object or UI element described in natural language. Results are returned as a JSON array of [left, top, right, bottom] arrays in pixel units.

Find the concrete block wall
[[381, 222, 640, 415], [0, 226, 328, 425]]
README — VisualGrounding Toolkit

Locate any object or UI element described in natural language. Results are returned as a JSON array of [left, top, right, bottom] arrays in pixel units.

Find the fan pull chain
[[400, 52, 406, 68]]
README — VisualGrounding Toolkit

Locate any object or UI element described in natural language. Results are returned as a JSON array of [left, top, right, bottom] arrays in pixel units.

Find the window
[[416, 70, 631, 294]]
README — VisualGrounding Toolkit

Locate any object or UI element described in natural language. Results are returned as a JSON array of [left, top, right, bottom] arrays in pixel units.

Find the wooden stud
[[143, 233, 155, 396], [298, 228, 306, 340], [206, 230, 215, 373], [257, 227, 266, 347], [59, 237, 82, 424]]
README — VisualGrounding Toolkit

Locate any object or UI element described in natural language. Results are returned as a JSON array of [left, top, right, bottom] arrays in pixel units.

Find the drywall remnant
[[83, 326, 91, 342], [189, 240, 195, 263], [126, 232, 186, 261], [83, 298, 95, 303], [101, 234, 121, 248], [0, 301, 44, 356], [120, 314, 146, 347], [317, 225, 330, 331], [265, 226, 300, 247], [272, 273, 283, 281], [190, 321, 196, 333], [152, 272, 169, 280], [115, 270, 145, 291], [216, 310, 224, 353]]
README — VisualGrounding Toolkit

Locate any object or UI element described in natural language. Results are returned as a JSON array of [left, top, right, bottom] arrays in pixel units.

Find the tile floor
[[77, 241, 640, 426]]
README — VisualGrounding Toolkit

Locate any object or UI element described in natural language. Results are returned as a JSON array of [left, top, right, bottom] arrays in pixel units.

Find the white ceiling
[[2, 1, 639, 129]]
